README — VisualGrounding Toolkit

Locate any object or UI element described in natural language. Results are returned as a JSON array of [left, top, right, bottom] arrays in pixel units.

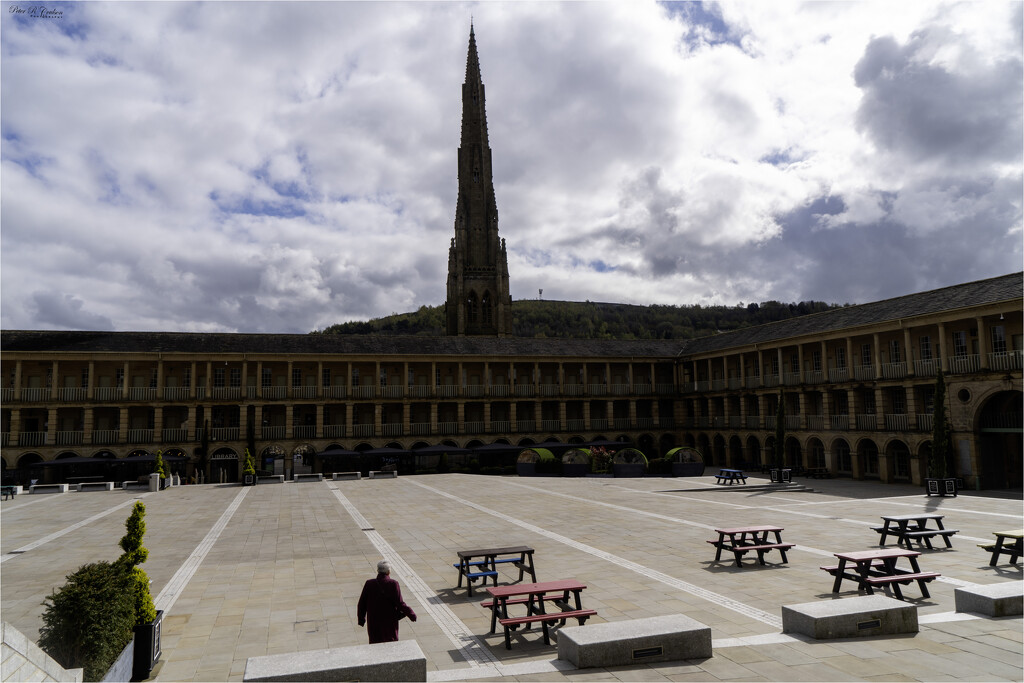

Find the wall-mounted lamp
[[999, 313, 1004, 320]]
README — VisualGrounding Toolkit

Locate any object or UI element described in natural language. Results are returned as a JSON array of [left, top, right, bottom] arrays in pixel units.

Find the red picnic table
[[483, 579, 596, 649]]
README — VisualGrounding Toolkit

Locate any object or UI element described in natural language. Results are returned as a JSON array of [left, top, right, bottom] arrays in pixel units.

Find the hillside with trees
[[315, 299, 843, 340]]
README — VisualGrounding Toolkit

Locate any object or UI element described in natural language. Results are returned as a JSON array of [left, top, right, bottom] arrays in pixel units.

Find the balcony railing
[[989, 350, 1023, 371], [636, 417, 654, 429], [613, 418, 631, 429], [881, 362, 907, 379], [247, 386, 258, 399], [438, 422, 458, 435], [567, 418, 586, 430], [855, 414, 878, 430], [409, 423, 431, 436], [590, 418, 608, 430], [914, 359, 939, 377], [56, 430, 83, 445], [293, 386, 318, 399], [806, 415, 825, 431], [488, 385, 510, 397], [382, 423, 403, 437], [949, 354, 980, 374], [916, 414, 933, 431], [610, 383, 631, 396], [262, 386, 287, 399], [634, 383, 653, 395], [804, 371, 824, 385], [129, 387, 158, 401], [293, 425, 316, 439], [746, 416, 760, 429], [539, 419, 560, 431], [727, 378, 741, 391], [828, 367, 849, 382], [19, 431, 46, 446], [763, 374, 780, 388], [678, 381, 695, 393], [407, 385, 431, 398], [516, 419, 536, 432], [765, 416, 777, 429], [711, 379, 726, 391], [381, 385, 404, 399], [830, 415, 850, 430], [745, 375, 762, 389], [211, 427, 239, 440], [885, 414, 909, 431], [162, 428, 188, 442], [490, 420, 511, 433], [783, 372, 801, 386], [262, 426, 286, 439], [352, 386, 377, 399], [21, 388, 49, 402], [1, 388, 13, 402], [351, 425, 374, 437], [92, 429, 119, 445], [563, 384, 584, 396], [438, 385, 460, 398], [324, 385, 347, 399], [785, 415, 800, 430], [660, 417, 676, 428], [1, 432, 8, 447], [59, 387, 87, 402], [163, 386, 191, 401], [695, 380, 710, 392], [324, 424, 346, 438], [853, 365, 876, 381], [588, 384, 607, 396], [211, 387, 242, 400], [728, 416, 741, 429], [514, 385, 535, 397], [128, 429, 154, 443], [539, 384, 559, 397], [712, 416, 726, 428]]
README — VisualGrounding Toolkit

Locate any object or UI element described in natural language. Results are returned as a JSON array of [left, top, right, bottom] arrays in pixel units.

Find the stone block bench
[[369, 470, 397, 479], [257, 475, 285, 484], [782, 595, 917, 639], [29, 484, 69, 495], [954, 583, 1024, 617], [293, 473, 323, 482], [75, 482, 115, 492], [557, 614, 711, 668], [121, 481, 148, 490], [332, 472, 361, 481], [242, 640, 426, 682]]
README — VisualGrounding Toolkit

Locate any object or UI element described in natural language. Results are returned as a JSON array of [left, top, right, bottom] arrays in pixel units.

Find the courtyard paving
[[1, 473, 1021, 682]]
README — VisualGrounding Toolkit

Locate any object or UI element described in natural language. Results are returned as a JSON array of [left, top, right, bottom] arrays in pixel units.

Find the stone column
[[977, 316, 989, 369], [938, 322, 948, 372], [285, 405, 294, 439], [903, 328, 914, 376]]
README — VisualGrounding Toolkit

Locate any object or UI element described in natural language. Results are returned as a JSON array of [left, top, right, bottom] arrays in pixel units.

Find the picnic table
[[483, 579, 596, 649], [979, 529, 1023, 566], [714, 468, 747, 485], [454, 545, 536, 597], [707, 525, 794, 567], [872, 514, 958, 549], [821, 548, 940, 600]]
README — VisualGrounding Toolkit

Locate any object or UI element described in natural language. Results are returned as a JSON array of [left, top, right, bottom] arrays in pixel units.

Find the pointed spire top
[[465, 21, 481, 84]]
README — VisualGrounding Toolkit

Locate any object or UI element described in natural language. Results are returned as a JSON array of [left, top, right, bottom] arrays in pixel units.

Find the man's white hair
[[377, 560, 391, 574]]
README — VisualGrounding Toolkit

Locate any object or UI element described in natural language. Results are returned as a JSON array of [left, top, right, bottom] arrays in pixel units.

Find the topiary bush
[[115, 501, 157, 627], [38, 561, 134, 681], [154, 450, 168, 479]]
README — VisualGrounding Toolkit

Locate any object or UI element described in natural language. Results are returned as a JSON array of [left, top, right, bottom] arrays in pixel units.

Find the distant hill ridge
[[315, 298, 843, 340]]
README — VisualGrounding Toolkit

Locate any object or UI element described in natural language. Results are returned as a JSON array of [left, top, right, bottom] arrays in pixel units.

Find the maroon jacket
[[357, 573, 417, 644]]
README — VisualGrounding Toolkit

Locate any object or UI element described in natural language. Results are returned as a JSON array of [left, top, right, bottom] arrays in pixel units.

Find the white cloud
[[2, 1, 1020, 333]]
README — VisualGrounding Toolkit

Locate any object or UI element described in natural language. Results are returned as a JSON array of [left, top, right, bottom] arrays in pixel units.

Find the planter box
[[672, 462, 705, 477], [925, 477, 958, 497], [612, 463, 646, 478], [770, 468, 792, 483], [243, 473, 256, 486], [516, 463, 536, 477], [133, 610, 163, 681], [101, 635, 135, 683], [562, 463, 589, 478]]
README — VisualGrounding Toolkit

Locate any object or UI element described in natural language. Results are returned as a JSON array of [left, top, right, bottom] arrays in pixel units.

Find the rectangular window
[[262, 367, 272, 387], [891, 389, 906, 414], [790, 354, 799, 372], [862, 390, 876, 414], [812, 350, 822, 373], [230, 368, 241, 387], [861, 344, 872, 366], [353, 368, 361, 384], [770, 356, 779, 375], [183, 366, 191, 388], [292, 369, 302, 387], [919, 385, 935, 413], [835, 347, 846, 369], [81, 368, 89, 389], [920, 335, 932, 361], [214, 368, 225, 387], [992, 325, 1007, 354], [889, 340, 901, 363], [380, 369, 387, 386], [322, 368, 331, 386], [150, 369, 158, 388], [116, 368, 124, 388], [953, 331, 968, 358]]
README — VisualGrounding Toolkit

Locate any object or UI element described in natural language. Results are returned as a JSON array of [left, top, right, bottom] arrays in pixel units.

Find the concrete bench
[[332, 472, 361, 481], [954, 583, 1024, 617], [121, 481, 148, 490], [75, 482, 115, 492], [369, 470, 397, 479], [293, 473, 323, 482], [242, 640, 426, 682], [257, 475, 285, 484], [782, 595, 917, 639], [557, 614, 711, 668], [29, 484, 69, 495]]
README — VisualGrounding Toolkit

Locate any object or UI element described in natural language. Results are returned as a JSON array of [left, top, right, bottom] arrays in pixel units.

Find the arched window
[[481, 291, 493, 325], [466, 292, 478, 323]]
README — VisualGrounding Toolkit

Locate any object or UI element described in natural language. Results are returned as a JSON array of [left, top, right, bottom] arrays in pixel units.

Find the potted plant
[[38, 561, 135, 682], [560, 448, 590, 477], [587, 446, 612, 476], [612, 448, 647, 477], [243, 448, 257, 486], [116, 501, 163, 681], [926, 369, 958, 497], [154, 450, 169, 489], [666, 447, 704, 476]]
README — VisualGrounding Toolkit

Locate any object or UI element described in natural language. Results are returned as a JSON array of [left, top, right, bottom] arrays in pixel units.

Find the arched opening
[[713, 434, 727, 466], [807, 438, 825, 469], [481, 290, 493, 325], [211, 447, 238, 483], [977, 390, 1023, 489], [832, 438, 852, 476], [728, 435, 743, 467], [466, 291, 479, 324], [697, 434, 711, 465], [784, 437, 802, 468], [746, 436, 762, 468], [858, 439, 879, 479]]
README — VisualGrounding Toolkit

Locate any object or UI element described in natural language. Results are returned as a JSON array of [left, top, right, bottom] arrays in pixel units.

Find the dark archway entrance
[[977, 390, 1023, 489]]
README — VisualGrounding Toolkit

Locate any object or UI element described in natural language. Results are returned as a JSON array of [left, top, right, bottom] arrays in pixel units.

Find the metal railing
[[514, 385, 535, 397], [853, 365, 876, 381], [804, 371, 824, 385], [563, 384, 584, 396], [293, 425, 316, 439], [129, 387, 158, 401], [262, 386, 287, 399], [438, 385, 459, 398], [785, 415, 801, 430], [324, 424, 346, 438], [989, 350, 1023, 371], [914, 359, 939, 376], [465, 385, 486, 398], [56, 430, 83, 445], [881, 362, 907, 379], [746, 416, 760, 429], [566, 418, 586, 430], [885, 414, 909, 431], [19, 431, 46, 446], [407, 385, 431, 398], [162, 428, 188, 442], [610, 383, 631, 396], [92, 429, 119, 445], [516, 419, 536, 432], [783, 372, 801, 386], [293, 386, 318, 399], [539, 384, 559, 397], [382, 424, 403, 437], [324, 386, 347, 399], [948, 354, 980, 374], [59, 387, 87, 402], [211, 427, 239, 440], [806, 415, 825, 431], [262, 426, 286, 439], [590, 418, 608, 430], [830, 415, 850, 430], [21, 388, 49, 402], [438, 422, 458, 435], [127, 429, 154, 443], [488, 385, 510, 397], [855, 414, 878, 430], [163, 387, 191, 401], [352, 386, 377, 399], [490, 420, 511, 433], [916, 414, 933, 431], [351, 425, 374, 437], [211, 387, 242, 400], [409, 423, 431, 436], [828, 368, 849, 382]]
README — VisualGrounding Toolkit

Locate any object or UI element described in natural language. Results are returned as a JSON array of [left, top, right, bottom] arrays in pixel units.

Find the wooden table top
[[880, 513, 944, 522], [458, 545, 533, 558], [485, 579, 585, 598], [993, 529, 1024, 539], [835, 548, 921, 561], [715, 525, 783, 534]]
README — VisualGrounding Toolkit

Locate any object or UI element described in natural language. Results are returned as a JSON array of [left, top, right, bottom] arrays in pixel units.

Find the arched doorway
[[977, 390, 1023, 489], [746, 436, 762, 469], [832, 438, 851, 476], [858, 439, 879, 479], [211, 447, 238, 483], [784, 437, 802, 468], [728, 436, 743, 467], [807, 438, 825, 469], [885, 439, 911, 483]]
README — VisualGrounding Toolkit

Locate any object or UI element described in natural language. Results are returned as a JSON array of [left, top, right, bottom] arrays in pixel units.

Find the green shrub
[[243, 449, 256, 475], [153, 450, 168, 478], [647, 458, 671, 475], [116, 501, 157, 626], [38, 561, 134, 681]]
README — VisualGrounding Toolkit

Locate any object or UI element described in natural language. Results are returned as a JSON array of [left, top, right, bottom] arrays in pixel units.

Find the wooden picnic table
[[707, 525, 794, 567], [483, 579, 595, 649], [979, 529, 1023, 566], [714, 468, 747, 485], [873, 514, 958, 549], [454, 545, 536, 597], [822, 548, 940, 601]]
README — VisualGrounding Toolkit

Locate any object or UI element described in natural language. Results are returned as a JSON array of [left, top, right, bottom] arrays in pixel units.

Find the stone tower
[[445, 25, 512, 337]]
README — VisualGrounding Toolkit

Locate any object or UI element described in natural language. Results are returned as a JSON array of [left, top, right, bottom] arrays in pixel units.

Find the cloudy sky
[[2, 1, 1021, 333]]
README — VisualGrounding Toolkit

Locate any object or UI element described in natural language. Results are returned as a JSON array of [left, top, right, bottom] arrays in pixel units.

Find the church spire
[[445, 26, 512, 337]]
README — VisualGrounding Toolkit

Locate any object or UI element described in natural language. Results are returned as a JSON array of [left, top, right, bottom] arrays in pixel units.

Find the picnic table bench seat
[[480, 594, 566, 609], [497, 608, 597, 649], [455, 545, 536, 596], [706, 540, 793, 565]]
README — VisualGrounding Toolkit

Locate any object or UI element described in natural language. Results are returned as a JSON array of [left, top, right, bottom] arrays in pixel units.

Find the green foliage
[[589, 446, 612, 473], [153, 450, 168, 478], [930, 370, 953, 478], [116, 501, 156, 627], [38, 561, 134, 682], [243, 449, 256, 475], [314, 299, 841, 340], [647, 458, 671, 475]]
